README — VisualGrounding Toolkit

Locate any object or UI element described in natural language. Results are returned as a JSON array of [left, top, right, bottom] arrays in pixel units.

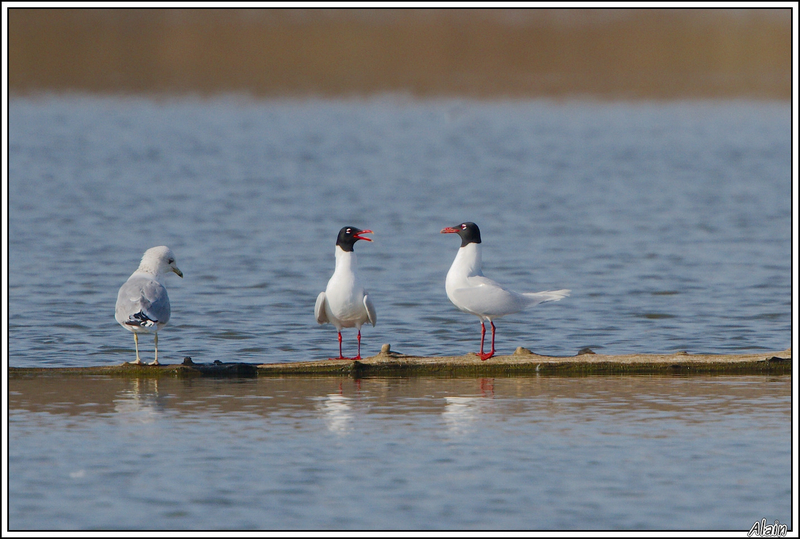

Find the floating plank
[[8, 346, 792, 378]]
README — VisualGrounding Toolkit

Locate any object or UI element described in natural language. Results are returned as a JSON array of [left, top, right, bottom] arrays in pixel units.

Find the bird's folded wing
[[314, 292, 328, 324], [450, 283, 524, 317], [138, 280, 171, 325], [116, 277, 169, 325], [364, 293, 377, 327]]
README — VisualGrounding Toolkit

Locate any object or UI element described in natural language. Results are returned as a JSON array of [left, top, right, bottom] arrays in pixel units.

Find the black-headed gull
[[115, 246, 183, 365], [441, 222, 569, 360], [315, 226, 376, 360]]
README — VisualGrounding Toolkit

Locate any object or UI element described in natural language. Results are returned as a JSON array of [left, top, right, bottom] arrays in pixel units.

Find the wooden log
[[9, 347, 792, 378]]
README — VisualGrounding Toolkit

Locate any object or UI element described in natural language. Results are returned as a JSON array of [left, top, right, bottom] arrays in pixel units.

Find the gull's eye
[[168, 258, 174, 264], [461, 224, 467, 229], [346, 228, 352, 234]]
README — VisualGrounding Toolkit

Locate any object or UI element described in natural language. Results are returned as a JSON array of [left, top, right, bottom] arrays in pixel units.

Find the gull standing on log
[[315, 226, 377, 360], [115, 246, 183, 365], [441, 222, 569, 360]]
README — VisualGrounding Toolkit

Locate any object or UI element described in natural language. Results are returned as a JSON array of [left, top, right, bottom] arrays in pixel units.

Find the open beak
[[173, 266, 184, 278], [440, 226, 459, 234], [354, 229, 373, 242]]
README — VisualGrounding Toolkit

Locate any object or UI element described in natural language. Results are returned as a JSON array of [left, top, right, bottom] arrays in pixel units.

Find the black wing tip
[[125, 312, 157, 327]]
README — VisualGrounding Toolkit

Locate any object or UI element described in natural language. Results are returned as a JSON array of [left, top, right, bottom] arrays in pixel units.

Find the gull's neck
[[334, 245, 357, 273], [136, 259, 166, 279], [451, 242, 483, 277]]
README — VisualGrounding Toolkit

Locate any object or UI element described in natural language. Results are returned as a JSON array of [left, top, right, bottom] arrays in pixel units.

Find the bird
[[441, 222, 569, 360], [315, 226, 377, 360], [115, 246, 183, 365]]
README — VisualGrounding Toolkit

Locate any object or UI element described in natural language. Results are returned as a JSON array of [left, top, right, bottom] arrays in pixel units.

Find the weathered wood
[[8, 347, 792, 378]]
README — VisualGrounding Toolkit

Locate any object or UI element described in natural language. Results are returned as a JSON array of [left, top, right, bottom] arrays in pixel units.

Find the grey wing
[[315, 292, 329, 324], [364, 293, 376, 327], [142, 280, 171, 325], [115, 276, 170, 326], [449, 282, 526, 318]]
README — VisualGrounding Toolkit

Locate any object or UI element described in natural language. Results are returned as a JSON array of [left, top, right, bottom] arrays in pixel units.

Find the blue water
[[7, 96, 791, 367], [6, 96, 794, 532], [8, 374, 792, 530]]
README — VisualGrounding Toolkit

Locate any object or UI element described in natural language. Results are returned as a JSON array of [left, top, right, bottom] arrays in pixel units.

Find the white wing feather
[[364, 293, 377, 327], [450, 284, 527, 318], [314, 292, 329, 324], [522, 289, 571, 305], [451, 280, 570, 319]]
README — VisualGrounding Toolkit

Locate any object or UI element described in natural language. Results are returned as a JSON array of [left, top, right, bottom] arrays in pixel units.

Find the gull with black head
[[441, 222, 569, 360], [315, 226, 376, 360]]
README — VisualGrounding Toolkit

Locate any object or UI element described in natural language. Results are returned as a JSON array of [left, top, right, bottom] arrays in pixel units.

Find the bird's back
[[115, 273, 171, 331]]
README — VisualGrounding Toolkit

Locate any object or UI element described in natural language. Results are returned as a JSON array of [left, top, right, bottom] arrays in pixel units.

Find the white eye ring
[[346, 228, 352, 233]]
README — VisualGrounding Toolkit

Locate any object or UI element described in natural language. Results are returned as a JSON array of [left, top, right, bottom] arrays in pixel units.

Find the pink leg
[[354, 330, 362, 360], [328, 332, 349, 360], [328, 331, 362, 361], [479, 321, 496, 361]]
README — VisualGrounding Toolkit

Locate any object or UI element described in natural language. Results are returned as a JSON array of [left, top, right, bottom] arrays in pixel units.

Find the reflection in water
[[478, 377, 494, 397], [317, 394, 354, 435], [443, 397, 487, 434], [443, 378, 495, 434], [113, 379, 168, 423], [8, 375, 792, 530], [314, 380, 362, 435]]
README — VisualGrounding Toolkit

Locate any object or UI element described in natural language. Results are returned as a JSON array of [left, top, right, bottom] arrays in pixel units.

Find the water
[[7, 96, 791, 366], [8, 374, 791, 530], [6, 96, 793, 531]]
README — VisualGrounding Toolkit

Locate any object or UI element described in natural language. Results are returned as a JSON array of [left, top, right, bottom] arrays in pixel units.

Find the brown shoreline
[[8, 347, 792, 378], [9, 8, 791, 99]]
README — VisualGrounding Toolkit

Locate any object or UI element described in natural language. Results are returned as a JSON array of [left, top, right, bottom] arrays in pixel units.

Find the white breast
[[445, 243, 483, 300], [324, 248, 369, 327]]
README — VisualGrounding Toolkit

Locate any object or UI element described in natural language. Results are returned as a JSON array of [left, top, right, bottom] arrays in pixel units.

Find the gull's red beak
[[354, 229, 373, 242], [440, 226, 459, 234]]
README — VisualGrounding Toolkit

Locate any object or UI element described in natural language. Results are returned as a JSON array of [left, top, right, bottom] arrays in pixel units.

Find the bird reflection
[[443, 378, 495, 434], [479, 377, 494, 397], [113, 379, 168, 423], [317, 393, 354, 435]]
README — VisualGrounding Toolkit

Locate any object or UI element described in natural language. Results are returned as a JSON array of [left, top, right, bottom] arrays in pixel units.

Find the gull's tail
[[521, 289, 571, 307]]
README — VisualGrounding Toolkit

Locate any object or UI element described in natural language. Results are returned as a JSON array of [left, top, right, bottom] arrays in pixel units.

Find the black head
[[336, 226, 373, 252], [440, 222, 482, 247]]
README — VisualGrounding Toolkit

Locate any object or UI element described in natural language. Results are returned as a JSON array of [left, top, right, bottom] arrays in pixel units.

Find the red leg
[[328, 331, 349, 360], [354, 330, 362, 360], [328, 331, 362, 361], [479, 321, 496, 361]]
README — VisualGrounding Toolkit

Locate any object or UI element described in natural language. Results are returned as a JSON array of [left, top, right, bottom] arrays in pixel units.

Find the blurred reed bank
[[8, 8, 791, 99]]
